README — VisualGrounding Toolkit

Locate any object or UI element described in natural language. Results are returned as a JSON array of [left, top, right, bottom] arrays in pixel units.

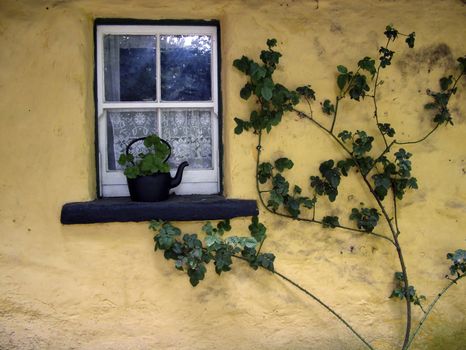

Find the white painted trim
[[96, 24, 220, 197]]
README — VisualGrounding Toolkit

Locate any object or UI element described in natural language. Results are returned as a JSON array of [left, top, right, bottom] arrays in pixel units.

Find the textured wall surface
[[0, 0, 465, 349]]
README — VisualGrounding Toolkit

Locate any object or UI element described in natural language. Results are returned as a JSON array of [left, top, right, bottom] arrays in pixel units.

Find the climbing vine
[[150, 26, 465, 350]]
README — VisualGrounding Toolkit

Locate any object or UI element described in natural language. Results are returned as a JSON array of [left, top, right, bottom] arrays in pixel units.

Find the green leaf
[[205, 234, 222, 248], [349, 207, 380, 232], [321, 99, 335, 115], [240, 83, 253, 99], [458, 56, 466, 73], [336, 159, 355, 177], [249, 216, 267, 243], [284, 196, 301, 218], [267, 190, 284, 211], [296, 85, 316, 100], [439, 76, 453, 91], [149, 220, 164, 231], [379, 47, 395, 68], [258, 162, 273, 183], [355, 156, 374, 176], [394, 272, 404, 281], [348, 74, 370, 100], [338, 130, 353, 143], [266, 38, 278, 48], [301, 197, 317, 209], [337, 74, 347, 91], [358, 57, 376, 77], [124, 166, 140, 179], [250, 63, 267, 82], [310, 175, 339, 202], [337, 65, 348, 74], [322, 216, 340, 228], [319, 160, 341, 189], [447, 249, 466, 276], [372, 173, 392, 200], [201, 222, 214, 235], [272, 174, 289, 196], [261, 86, 273, 100], [118, 153, 134, 166], [384, 25, 398, 40], [352, 130, 374, 157], [217, 219, 231, 233], [405, 32, 415, 48], [234, 117, 251, 135], [255, 253, 275, 271], [233, 55, 252, 73], [378, 123, 396, 137], [275, 157, 294, 172]]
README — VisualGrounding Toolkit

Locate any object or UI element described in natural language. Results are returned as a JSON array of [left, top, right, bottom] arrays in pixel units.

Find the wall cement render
[[0, 0, 465, 349]]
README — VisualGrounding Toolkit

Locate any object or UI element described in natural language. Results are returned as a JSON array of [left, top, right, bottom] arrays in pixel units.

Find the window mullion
[[156, 33, 161, 102]]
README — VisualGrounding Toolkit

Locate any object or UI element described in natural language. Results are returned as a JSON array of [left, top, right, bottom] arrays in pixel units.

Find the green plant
[[118, 134, 170, 178], [150, 25, 465, 350]]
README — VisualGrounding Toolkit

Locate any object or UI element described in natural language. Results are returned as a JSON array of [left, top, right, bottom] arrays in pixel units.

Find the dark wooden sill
[[60, 195, 258, 224]]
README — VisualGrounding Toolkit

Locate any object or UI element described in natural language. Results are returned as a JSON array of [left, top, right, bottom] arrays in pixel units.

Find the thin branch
[[293, 103, 413, 349], [396, 71, 463, 146], [255, 130, 266, 257], [395, 123, 439, 145], [372, 64, 389, 148], [406, 274, 465, 349], [392, 186, 401, 236], [293, 108, 353, 157], [273, 269, 376, 350], [357, 172, 412, 350], [305, 97, 314, 118], [417, 303, 427, 315], [330, 96, 341, 133], [231, 255, 375, 349]]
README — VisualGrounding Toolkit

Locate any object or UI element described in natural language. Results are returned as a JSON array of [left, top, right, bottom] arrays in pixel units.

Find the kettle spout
[[170, 161, 189, 188]]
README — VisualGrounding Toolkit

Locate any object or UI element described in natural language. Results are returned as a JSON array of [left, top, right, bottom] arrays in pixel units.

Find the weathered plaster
[[0, 0, 465, 349]]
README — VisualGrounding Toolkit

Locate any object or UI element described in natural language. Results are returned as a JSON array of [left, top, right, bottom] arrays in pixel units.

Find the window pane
[[161, 109, 212, 169], [106, 110, 158, 170], [104, 35, 157, 102], [160, 35, 212, 101]]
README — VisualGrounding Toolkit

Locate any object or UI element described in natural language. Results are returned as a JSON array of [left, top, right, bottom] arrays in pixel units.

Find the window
[[95, 22, 220, 197]]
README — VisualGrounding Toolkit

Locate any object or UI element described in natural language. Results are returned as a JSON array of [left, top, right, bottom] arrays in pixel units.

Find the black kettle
[[125, 136, 189, 202]]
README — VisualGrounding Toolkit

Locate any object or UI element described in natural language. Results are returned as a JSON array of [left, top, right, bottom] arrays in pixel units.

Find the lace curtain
[[107, 109, 212, 171]]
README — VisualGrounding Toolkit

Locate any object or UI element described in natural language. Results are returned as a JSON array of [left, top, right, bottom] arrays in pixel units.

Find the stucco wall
[[0, 0, 465, 349]]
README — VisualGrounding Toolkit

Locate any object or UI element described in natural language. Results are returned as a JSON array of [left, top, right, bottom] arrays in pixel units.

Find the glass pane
[[160, 35, 212, 101], [104, 35, 157, 102], [161, 109, 212, 169], [106, 110, 158, 170]]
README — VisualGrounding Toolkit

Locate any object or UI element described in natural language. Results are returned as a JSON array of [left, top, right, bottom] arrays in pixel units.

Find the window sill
[[61, 195, 258, 225]]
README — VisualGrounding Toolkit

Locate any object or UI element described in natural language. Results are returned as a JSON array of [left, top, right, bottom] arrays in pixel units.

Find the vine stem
[[406, 274, 465, 349], [292, 107, 412, 349], [395, 71, 463, 146], [273, 269, 376, 350], [330, 96, 341, 133], [372, 39, 391, 148], [395, 123, 439, 145], [231, 255, 375, 350], [349, 155, 412, 350]]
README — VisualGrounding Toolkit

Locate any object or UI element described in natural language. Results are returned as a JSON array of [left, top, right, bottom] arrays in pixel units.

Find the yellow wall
[[0, 0, 465, 349]]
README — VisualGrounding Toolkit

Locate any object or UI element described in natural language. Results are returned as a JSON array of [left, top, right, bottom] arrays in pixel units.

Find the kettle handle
[[125, 136, 172, 163]]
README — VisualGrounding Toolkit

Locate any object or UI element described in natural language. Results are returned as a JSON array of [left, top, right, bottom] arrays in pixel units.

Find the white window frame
[[96, 24, 220, 197]]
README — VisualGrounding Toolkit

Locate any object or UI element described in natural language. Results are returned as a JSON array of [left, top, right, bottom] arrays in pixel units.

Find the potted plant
[[118, 134, 189, 202]]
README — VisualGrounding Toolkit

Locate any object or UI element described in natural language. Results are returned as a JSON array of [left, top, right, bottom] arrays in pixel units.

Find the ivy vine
[[151, 25, 465, 350]]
